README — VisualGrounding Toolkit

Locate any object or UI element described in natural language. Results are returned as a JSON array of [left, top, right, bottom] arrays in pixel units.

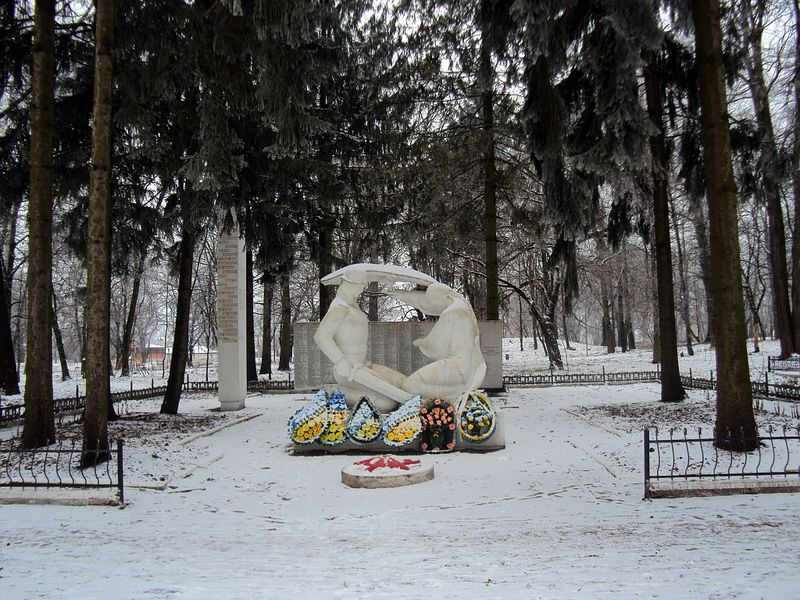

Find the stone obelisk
[[217, 216, 246, 411]]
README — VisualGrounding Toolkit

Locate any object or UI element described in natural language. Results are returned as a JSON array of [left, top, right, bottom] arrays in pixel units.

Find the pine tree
[[644, 49, 686, 402], [518, 0, 661, 337], [22, 0, 56, 448], [82, 0, 114, 466], [161, 190, 196, 415], [0, 1, 29, 396], [792, 0, 800, 351], [690, 0, 758, 450], [0, 256, 18, 394]]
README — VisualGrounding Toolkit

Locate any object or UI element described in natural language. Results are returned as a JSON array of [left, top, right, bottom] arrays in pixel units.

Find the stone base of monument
[[292, 411, 506, 454], [341, 456, 434, 489]]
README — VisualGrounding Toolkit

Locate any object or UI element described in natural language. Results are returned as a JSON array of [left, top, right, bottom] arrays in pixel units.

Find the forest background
[[1, 0, 799, 456]]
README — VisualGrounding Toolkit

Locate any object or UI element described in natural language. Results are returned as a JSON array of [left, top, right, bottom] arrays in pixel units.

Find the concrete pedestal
[[217, 219, 246, 411], [341, 457, 434, 489]]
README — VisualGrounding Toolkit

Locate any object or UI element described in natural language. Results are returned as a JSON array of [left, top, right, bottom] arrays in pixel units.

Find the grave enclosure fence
[[767, 356, 800, 372], [643, 426, 800, 499], [0, 438, 125, 503]]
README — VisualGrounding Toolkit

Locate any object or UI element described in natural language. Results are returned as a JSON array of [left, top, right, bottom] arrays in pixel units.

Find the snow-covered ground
[[1, 339, 799, 599], [503, 337, 785, 380]]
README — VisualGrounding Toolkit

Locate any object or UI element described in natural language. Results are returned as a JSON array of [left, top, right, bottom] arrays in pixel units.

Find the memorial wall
[[294, 320, 503, 391]]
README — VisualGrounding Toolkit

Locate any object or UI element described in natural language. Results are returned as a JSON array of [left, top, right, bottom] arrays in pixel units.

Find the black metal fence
[[502, 368, 800, 404], [679, 370, 800, 403], [0, 377, 295, 424], [503, 369, 661, 387], [0, 438, 124, 503], [768, 356, 800, 372], [644, 426, 800, 499]]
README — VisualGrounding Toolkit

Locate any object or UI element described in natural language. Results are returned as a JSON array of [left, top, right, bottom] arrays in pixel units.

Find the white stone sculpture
[[393, 283, 487, 400], [314, 263, 486, 412]]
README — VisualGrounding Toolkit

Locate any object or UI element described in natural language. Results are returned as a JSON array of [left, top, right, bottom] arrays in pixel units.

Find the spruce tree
[[517, 0, 661, 367], [22, 0, 56, 448], [644, 50, 686, 402], [82, 0, 114, 466], [690, 0, 758, 450]]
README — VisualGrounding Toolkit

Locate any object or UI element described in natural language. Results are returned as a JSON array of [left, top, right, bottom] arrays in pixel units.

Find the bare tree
[[741, 0, 794, 357]]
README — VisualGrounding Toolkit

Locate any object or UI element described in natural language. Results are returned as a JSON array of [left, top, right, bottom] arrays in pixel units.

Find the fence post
[[643, 429, 650, 499], [130, 381, 133, 394], [689, 369, 693, 388], [602, 366, 606, 385], [550, 367, 554, 385], [767, 356, 771, 372], [151, 378, 154, 389], [710, 370, 714, 389], [117, 439, 124, 505], [764, 371, 769, 396], [76, 385, 80, 409]]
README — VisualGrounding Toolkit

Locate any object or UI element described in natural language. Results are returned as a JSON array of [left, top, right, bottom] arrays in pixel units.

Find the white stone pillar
[[217, 217, 246, 411]]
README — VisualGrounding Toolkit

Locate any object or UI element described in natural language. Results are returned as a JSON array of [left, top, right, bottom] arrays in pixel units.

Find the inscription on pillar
[[217, 233, 239, 344]]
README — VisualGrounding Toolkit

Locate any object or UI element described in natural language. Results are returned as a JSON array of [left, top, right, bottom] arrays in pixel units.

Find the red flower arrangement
[[419, 398, 456, 452]]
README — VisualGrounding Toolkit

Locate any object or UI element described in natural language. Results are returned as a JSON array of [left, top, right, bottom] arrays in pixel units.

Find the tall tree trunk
[[518, 287, 525, 350], [644, 51, 685, 403], [76, 298, 84, 374], [118, 252, 144, 376], [527, 269, 563, 369], [745, 1, 794, 358], [278, 273, 291, 371], [318, 224, 334, 319], [691, 0, 757, 450], [480, 0, 499, 322], [670, 196, 694, 356], [259, 277, 273, 375], [0, 257, 19, 394], [82, 0, 114, 466], [561, 294, 573, 350], [617, 277, 628, 353], [622, 244, 636, 350], [22, 0, 56, 448], [600, 267, 615, 353], [792, 0, 800, 351], [544, 292, 563, 369], [530, 305, 562, 369], [52, 290, 70, 381], [646, 242, 661, 363], [161, 199, 195, 415], [246, 247, 257, 381], [690, 197, 715, 345], [3, 199, 20, 309]]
